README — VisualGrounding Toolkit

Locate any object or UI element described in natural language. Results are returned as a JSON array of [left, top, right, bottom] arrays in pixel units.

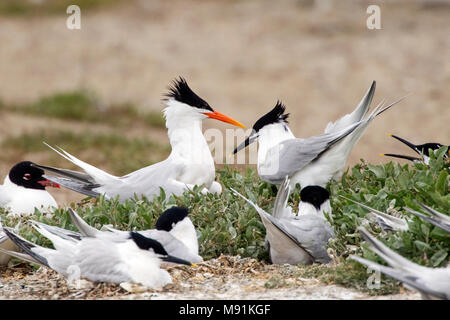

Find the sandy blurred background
[[0, 0, 449, 204]]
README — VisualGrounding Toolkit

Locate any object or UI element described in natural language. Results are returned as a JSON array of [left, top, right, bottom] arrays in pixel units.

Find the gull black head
[[155, 206, 190, 232], [130, 232, 193, 266], [300, 186, 330, 210], [233, 101, 289, 154], [8, 161, 60, 190]]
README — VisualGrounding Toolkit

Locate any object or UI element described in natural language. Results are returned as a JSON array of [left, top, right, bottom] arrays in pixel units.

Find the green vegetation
[[0, 130, 170, 176], [4, 90, 166, 129], [0, 0, 129, 16], [0, 147, 448, 295]]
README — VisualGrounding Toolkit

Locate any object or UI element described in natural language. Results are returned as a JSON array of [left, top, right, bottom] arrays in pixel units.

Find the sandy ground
[[0, 255, 420, 300]]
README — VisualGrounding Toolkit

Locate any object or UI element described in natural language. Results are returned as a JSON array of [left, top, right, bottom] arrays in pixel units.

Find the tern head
[[130, 232, 195, 266], [164, 77, 245, 128], [8, 161, 60, 190], [155, 206, 190, 232], [383, 135, 448, 164], [298, 186, 331, 217], [233, 101, 290, 154]]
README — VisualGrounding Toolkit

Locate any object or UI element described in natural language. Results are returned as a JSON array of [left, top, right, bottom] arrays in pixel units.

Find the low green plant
[[0, 147, 448, 295]]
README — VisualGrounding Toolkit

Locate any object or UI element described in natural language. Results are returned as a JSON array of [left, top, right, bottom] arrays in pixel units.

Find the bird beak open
[[37, 178, 60, 188], [389, 134, 420, 155], [233, 130, 258, 154], [163, 255, 196, 267], [203, 111, 246, 128]]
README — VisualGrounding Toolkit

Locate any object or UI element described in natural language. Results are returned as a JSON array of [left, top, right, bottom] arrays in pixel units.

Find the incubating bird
[[0, 225, 196, 289], [35, 78, 245, 202], [404, 203, 450, 233], [0, 218, 17, 265], [33, 206, 202, 263], [233, 82, 402, 188], [382, 134, 449, 164], [351, 227, 450, 300], [0, 161, 59, 216], [341, 196, 408, 232], [231, 176, 334, 265]]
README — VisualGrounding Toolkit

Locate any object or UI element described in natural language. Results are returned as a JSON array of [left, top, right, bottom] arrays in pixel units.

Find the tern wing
[[281, 215, 335, 263], [341, 196, 409, 231], [231, 188, 327, 263], [259, 121, 361, 184], [272, 176, 293, 219], [404, 206, 450, 233], [67, 208, 102, 237], [73, 238, 134, 284], [44, 175, 102, 198], [44, 143, 120, 185], [30, 220, 82, 241], [142, 230, 203, 263], [325, 81, 376, 133], [350, 255, 448, 300], [357, 227, 425, 274]]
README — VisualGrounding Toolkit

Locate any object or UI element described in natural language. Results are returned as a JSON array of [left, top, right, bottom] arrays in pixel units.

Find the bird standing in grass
[[35, 78, 246, 202], [233, 82, 403, 189]]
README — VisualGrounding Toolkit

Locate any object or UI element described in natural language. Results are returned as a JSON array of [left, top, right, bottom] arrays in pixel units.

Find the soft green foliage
[[0, 148, 448, 295], [6, 90, 166, 128], [0, 130, 170, 176]]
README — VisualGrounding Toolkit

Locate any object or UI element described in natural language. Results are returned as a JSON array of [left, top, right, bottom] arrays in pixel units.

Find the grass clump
[[0, 148, 448, 295], [7, 90, 166, 129], [0, 130, 170, 175]]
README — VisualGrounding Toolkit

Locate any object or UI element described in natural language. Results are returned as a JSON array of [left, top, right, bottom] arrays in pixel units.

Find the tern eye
[[23, 173, 31, 180]]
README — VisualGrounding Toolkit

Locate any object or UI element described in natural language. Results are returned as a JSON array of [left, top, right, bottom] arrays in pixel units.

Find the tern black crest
[[8, 161, 46, 190], [417, 143, 447, 156], [155, 207, 189, 232], [300, 186, 330, 210], [165, 77, 213, 111], [130, 232, 168, 255], [253, 101, 289, 132]]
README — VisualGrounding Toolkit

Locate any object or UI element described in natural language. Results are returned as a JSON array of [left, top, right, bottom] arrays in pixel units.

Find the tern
[[351, 227, 450, 300], [0, 225, 196, 289], [382, 134, 449, 164], [0, 218, 18, 265], [0, 161, 59, 216], [231, 176, 334, 265], [32, 206, 203, 263], [35, 78, 245, 202], [404, 203, 450, 233], [341, 196, 409, 232], [233, 82, 402, 188]]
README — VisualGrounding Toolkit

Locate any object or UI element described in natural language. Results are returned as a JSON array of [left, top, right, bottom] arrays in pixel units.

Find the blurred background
[[0, 0, 449, 204]]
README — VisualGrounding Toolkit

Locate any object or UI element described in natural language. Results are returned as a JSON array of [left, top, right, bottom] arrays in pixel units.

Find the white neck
[[163, 100, 213, 166], [257, 122, 295, 165], [170, 218, 199, 254], [298, 199, 332, 220]]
